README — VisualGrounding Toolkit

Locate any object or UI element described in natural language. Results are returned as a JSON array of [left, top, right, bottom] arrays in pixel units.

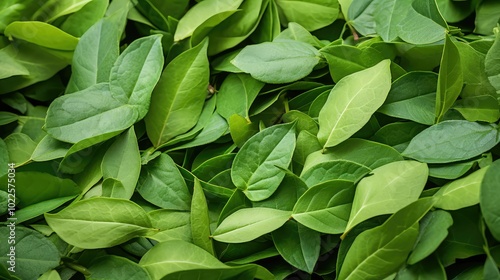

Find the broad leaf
[[231, 122, 296, 201], [213, 208, 292, 243], [45, 197, 156, 249], [345, 160, 428, 234], [317, 59, 392, 149], [145, 39, 209, 147], [232, 40, 321, 84]]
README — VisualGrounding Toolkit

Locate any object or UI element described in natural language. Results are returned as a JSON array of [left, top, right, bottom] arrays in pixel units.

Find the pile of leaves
[[1, 0, 500, 279]]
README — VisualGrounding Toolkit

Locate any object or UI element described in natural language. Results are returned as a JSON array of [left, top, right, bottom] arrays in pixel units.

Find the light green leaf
[[137, 153, 191, 210], [407, 210, 453, 265], [31, 135, 71, 162], [32, 0, 92, 22], [60, 0, 110, 37], [213, 208, 292, 243], [435, 34, 463, 123], [275, 0, 339, 31], [109, 35, 164, 119], [0, 171, 80, 208], [45, 83, 137, 144], [374, 0, 412, 42], [174, 0, 244, 41], [101, 127, 141, 200], [481, 160, 500, 241], [66, 9, 126, 93], [191, 178, 215, 255], [45, 197, 156, 249], [231, 40, 321, 84], [454, 95, 500, 123], [402, 120, 500, 164], [139, 240, 272, 279], [434, 167, 489, 210], [216, 73, 264, 120], [345, 160, 429, 234], [147, 210, 191, 242], [397, 2, 446, 45], [300, 160, 371, 187], [145, 39, 209, 147], [4, 21, 79, 51], [303, 138, 403, 172], [317, 59, 391, 149], [38, 270, 61, 280], [272, 220, 321, 274], [207, 0, 266, 55], [231, 122, 296, 201], [292, 180, 354, 234], [338, 198, 434, 280]]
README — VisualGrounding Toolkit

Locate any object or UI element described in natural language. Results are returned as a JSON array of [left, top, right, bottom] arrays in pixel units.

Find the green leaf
[[45, 197, 156, 249], [292, 180, 354, 234], [0, 171, 79, 208], [213, 208, 292, 243], [60, 0, 110, 37], [4, 21, 79, 51], [0, 139, 9, 178], [319, 45, 385, 83], [397, 254, 447, 280], [147, 210, 191, 242], [485, 31, 500, 95], [174, 0, 244, 41], [229, 114, 259, 148], [32, 0, 92, 22], [250, 0, 281, 43], [436, 206, 484, 266], [402, 120, 500, 164], [435, 34, 463, 123], [191, 178, 215, 255], [397, 1, 447, 45], [272, 220, 321, 274], [140, 240, 274, 279], [0, 227, 60, 280], [231, 122, 296, 201], [454, 95, 500, 123], [46, 35, 164, 144], [216, 73, 264, 120], [137, 153, 191, 210], [378, 71, 438, 125], [231, 40, 321, 84], [481, 160, 500, 241], [101, 127, 141, 199], [38, 270, 62, 280], [474, 0, 500, 35], [275, 0, 339, 31], [434, 167, 489, 210], [66, 9, 126, 93], [338, 198, 435, 280], [303, 138, 403, 171], [407, 210, 453, 265], [45, 83, 137, 144], [31, 135, 71, 162], [108, 35, 164, 119], [145, 39, 209, 147], [300, 159, 371, 187], [253, 172, 308, 211], [4, 133, 36, 166], [207, 0, 266, 55], [374, 0, 412, 42], [87, 255, 150, 280], [345, 160, 428, 234], [317, 59, 392, 149], [14, 195, 77, 224]]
